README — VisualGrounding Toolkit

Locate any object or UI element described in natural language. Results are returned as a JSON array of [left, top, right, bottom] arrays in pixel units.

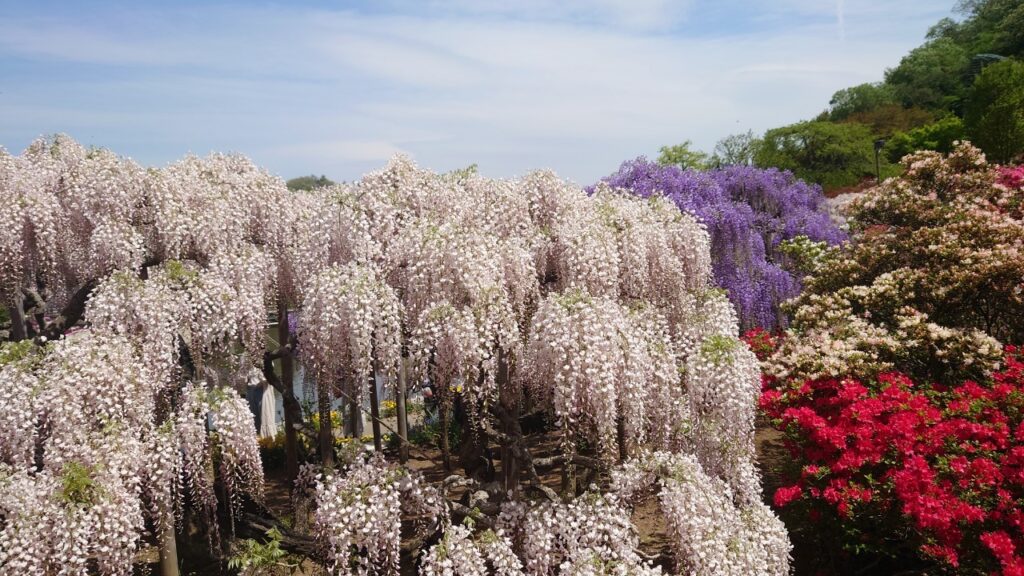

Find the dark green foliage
[[408, 418, 461, 450], [884, 116, 967, 163], [827, 83, 897, 121], [286, 174, 335, 191], [950, 0, 1024, 59], [749, 0, 1024, 186], [885, 38, 971, 111], [60, 462, 100, 505], [755, 121, 894, 190], [965, 59, 1024, 163], [841, 105, 935, 138]]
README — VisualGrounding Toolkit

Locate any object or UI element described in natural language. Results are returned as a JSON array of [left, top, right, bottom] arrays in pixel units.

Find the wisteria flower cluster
[[0, 136, 281, 574], [0, 334, 264, 575], [595, 160, 844, 330], [314, 454, 441, 576], [496, 492, 661, 575], [763, 345, 1024, 574], [611, 452, 790, 576], [1, 135, 786, 574], [420, 523, 523, 576]]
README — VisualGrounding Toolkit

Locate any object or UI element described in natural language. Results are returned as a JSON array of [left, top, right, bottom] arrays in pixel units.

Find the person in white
[[259, 382, 278, 439]]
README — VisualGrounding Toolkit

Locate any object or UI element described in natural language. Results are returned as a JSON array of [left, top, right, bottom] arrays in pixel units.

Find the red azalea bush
[[741, 327, 780, 362], [761, 345, 1024, 574], [999, 165, 1024, 190]]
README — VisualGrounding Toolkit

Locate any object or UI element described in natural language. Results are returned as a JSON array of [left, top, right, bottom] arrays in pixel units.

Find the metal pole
[[874, 139, 886, 184]]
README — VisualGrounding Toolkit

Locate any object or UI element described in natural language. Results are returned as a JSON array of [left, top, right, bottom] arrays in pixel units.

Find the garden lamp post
[[874, 139, 886, 184]]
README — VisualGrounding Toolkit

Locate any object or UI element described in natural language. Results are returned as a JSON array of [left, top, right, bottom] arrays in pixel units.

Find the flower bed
[[761, 342, 1024, 574]]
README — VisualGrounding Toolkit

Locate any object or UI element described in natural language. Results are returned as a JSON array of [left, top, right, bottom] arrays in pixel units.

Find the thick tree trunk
[[497, 352, 519, 493], [318, 382, 335, 470], [276, 301, 299, 485], [440, 398, 452, 471], [617, 416, 627, 464], [369, 363, 383, 452], [346, 391, 363, 438], [396, 356, 410, 463], [261, 353, 310, 446], [561, 462, 576, 496], [158, 523, 180, 576], [7, 292, 26, 342], [40, 279, 97, 341]]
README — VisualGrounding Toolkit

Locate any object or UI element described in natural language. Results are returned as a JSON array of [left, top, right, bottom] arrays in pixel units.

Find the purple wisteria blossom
[[595, 159, 845, 330]]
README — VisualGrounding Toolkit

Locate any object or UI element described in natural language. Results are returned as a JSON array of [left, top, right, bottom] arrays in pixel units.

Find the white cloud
[[0, 0, 952, 183]]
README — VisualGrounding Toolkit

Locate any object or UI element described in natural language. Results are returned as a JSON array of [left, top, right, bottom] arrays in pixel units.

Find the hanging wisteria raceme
[[267, 188, 336, 305], [0, 334, 260, 575], [496, 492, 663, 576], [521, 290, 682, 460], [610, 452, 791, 576], [0, 136, 788, 574], [314, 454, 442, 576], [299, 262, 403, 400], [146, 152, 280, 263], [209, 388, 266, 526], [524, 289, 643, 459], [595, 159, 844, 330], [420, 523, 524, 576], [685, 334, 763, 504], [0, 136, 147, 312], [86, 256, 273, 379]]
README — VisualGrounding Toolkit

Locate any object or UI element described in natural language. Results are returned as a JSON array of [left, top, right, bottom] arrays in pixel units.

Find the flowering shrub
[[770, 143, 1024, 384], [741, 327, 779, 362], [998, 165, 1024, 190], [596, 160, 843, 330], [762, 347, 1024, 573]]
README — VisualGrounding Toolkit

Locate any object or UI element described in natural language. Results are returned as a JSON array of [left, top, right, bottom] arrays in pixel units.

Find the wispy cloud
[[837, 0, 847, 41], [0, 0, 952, 183]]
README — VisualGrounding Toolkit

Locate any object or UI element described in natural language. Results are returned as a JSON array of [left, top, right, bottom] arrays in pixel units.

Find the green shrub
[[884, 116, 966, 162]]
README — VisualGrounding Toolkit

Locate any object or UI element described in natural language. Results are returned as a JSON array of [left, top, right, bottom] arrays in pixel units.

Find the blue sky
[[0, 0, 954, 184]]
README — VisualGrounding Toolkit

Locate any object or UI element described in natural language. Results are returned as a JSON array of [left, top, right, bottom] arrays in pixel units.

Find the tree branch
[[533, 453, 605, 471], [40, 279, 98, 341], [261, 351, 318, 442], [237, 512, 321, 560]]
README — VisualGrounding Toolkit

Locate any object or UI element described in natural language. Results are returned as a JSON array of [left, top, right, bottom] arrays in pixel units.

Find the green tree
[[755, 121, 890, 190], [286, 174, 335, 191], [657, 140, 710, 170], [885, 37, 971, 111], [884, 116, 967, 163], [842, 105, 934, 137], [827, 82, 897, 121], [954, 0, 1024, 58], [711, 131, 761, 167], [965, 58, 1024, 163]]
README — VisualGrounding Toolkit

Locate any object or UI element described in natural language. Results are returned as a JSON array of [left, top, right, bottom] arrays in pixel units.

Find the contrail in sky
[[837, 0, 846, 40]]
